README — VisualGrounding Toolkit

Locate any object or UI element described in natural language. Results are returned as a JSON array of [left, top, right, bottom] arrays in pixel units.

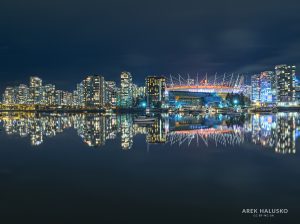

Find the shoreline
[[1, 106, 300, 114], [0, 109, 299, 114]]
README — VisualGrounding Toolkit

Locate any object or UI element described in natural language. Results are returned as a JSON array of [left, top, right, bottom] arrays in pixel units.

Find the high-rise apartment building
[[3, 86, 16, 104], [275, 64, 296, 106], [29, 76, 43, 104], [41, 84, 56, 105], [16, 84, 29, 104], [82, 76, 105, 107], [145, 76, 166, 108], [251, 74, 260, 103], [260, 71, 276, 104], [105, 81, 117, 108], [120, 72, 133, 108]]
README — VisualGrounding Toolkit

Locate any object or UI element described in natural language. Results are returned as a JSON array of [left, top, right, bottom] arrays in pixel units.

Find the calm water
[[0, 112, 300, 223]]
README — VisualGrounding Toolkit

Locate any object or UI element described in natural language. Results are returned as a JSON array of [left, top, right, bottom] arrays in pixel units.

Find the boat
[[134, 116, 156, 123]]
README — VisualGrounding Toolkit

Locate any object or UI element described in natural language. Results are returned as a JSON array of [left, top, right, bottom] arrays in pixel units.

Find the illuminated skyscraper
[[260, 71, 276, 104], [55, 90, 64, 105], [75, 83, 85, 106], [63, 91, 73, 106], [145, 76, 166, 108], [120, 72, 133, 108], [55, 90, 72, 106], [41, 84, 56, 105], [132, 85, 145, 99], [295, 78, 300, 103], [72, 90, 79, 106], [275, 64, 296, 106], [251, 74, 260, 103], [29, 76, 43, 104], [17, 84, 29, 104], [82, 76, 105, 107], [116, 87, 121, 107], [3, 86, 16, 104], [132, 84, 146, 107], [251, 71, 276, 105], [105, 81, 117, 108]]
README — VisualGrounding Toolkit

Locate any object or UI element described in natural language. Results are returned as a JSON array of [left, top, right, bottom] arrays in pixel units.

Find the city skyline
[[1, 63, 298, 110], [0, 66, 298, 94]]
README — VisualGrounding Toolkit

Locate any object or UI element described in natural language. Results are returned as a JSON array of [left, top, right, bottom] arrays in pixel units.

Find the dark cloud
[[0, 0, 300, 92]]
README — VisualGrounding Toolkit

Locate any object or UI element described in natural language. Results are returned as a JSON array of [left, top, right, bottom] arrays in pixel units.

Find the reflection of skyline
[[0, 112, 299, 154], [250, 113, 298, 154], [120, 114, 133, 150], [146, 116, 168, 144], [275, 113, 296, 154], [251, 114, 276, 148]]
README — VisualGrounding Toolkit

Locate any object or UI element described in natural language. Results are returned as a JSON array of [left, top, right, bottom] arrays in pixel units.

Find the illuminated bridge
[[166, 74, 244, 93]]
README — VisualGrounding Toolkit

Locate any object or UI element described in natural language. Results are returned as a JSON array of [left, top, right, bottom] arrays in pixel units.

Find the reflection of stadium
[[166, 74, 244, 107], [168, 127, 244, 147], [167, 115, 245, 147]]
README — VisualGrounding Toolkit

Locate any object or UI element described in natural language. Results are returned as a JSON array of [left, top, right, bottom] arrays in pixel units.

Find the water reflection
[[0, 112, 299, 154], [169, 114, 245, 147]]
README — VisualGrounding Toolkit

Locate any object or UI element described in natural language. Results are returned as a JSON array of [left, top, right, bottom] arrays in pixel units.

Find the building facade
[[145, 76, 166, 108], [41, 84, 56, 105], [29, 76, 43, 104], [82, 76, 105, 107], [3, 86, 16, 104], [120, 72, 133, 108], [105, 81, 117, 108], [251, 71, 276, 105], [260, 71, 276, 104], [17, 84, 29, 104], [275, 64, 296, 106], [251, 74, 260, 103]]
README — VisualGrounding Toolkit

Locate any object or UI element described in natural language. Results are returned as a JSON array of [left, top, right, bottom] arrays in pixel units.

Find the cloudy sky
[[0, 0, 300, 91]]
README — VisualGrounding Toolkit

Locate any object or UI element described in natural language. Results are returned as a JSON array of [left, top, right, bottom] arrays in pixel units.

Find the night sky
[[1, 0, 300, 92]]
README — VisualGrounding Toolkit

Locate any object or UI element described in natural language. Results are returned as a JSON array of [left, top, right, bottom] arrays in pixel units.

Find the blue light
[[142, 102, 147, 107], [233, 99, 238, 105], [175, 102, 182, 108]]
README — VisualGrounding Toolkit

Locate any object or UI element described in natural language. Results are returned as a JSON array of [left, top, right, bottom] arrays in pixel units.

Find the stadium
[[166, 74, 245, 108]]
